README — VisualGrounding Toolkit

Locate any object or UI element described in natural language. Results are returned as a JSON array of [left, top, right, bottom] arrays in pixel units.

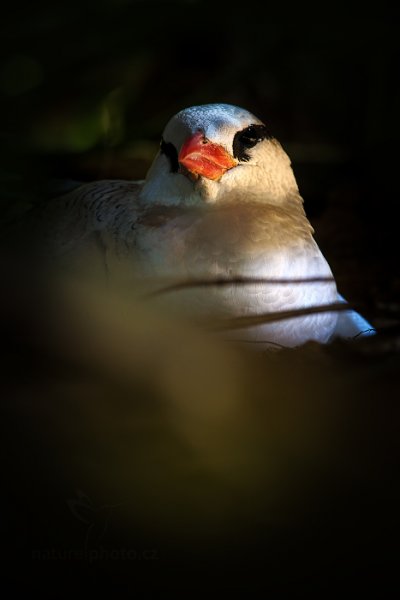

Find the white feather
[[36, 103, 374, 348], [332, 295, 376, 339]]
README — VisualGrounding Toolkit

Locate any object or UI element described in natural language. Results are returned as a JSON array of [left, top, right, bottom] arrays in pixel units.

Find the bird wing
[[331, 294, 376, 339], [41, 179, 144, 249], [8, 179, 142, 270]]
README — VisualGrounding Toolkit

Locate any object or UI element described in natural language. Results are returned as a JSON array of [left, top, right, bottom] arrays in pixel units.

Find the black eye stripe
[[232, 124, 272, 162], [240, 124, 271, 143], [160, 137, 179, 173]]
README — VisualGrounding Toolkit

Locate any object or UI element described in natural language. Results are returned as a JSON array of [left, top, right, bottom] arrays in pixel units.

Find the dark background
[[1, 1, 400, 592]]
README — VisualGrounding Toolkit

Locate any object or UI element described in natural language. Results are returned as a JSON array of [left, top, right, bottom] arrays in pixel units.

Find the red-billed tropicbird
[[38, 103, 375, 347]]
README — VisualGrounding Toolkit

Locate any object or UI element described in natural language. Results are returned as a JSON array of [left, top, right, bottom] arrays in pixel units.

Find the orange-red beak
[[178, 131, 238, 181]]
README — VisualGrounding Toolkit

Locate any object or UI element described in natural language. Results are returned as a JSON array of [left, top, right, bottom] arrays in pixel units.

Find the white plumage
[[37, 103, 375, 347]]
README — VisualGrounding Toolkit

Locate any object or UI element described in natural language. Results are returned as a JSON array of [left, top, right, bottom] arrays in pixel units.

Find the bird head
[[140, 103, 301, 207]]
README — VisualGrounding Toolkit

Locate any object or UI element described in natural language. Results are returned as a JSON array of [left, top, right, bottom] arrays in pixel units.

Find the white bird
[[34, 103, 375, 348]]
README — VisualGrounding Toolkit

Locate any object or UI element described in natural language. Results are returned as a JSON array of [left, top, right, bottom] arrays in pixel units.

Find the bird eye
[[160, 138, 179, 173], [239, 125, 268, 146], [232, 124, 272, 162]]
